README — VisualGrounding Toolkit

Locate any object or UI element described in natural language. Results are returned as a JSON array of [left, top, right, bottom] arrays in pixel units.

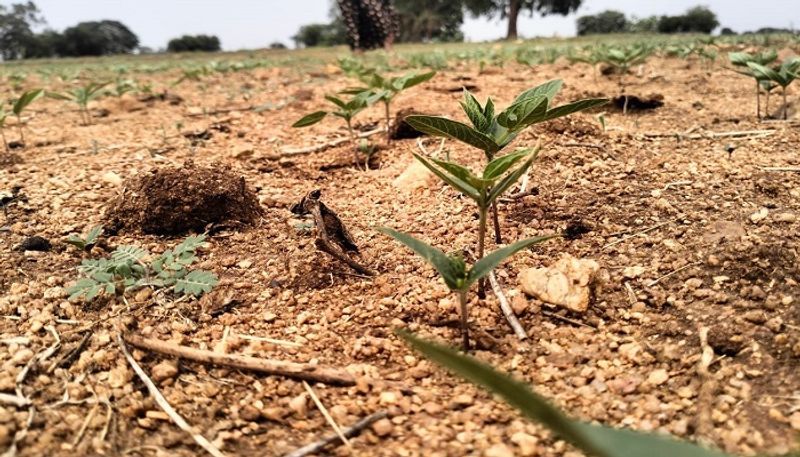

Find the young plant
[[406, 80, 606, 242], [747, 57, 800, 120], [0, 105, 8, 152], [67, 234, 218, 301], [379, 228, 553, 350], [12, 89, 44, 147], [729, 50, 778, 119], [345, 70, 437, 142], [292, 91, 381, 165], [66, 225, 104, 251], [400, 331, 733, 457], [600, 45, 652, 114], [48, 82, 110, 125]]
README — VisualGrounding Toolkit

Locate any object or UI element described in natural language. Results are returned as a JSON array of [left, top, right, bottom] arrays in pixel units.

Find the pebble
[[450, 394, 474, 409], [647, 369, 669, 386], [485, 443, 515, 457], [150, 360, 178, 383], [510, 432, 539, 456], [790, 412, 800, 431], [289, 394, 308, 417], [371, 418, 393, 437]]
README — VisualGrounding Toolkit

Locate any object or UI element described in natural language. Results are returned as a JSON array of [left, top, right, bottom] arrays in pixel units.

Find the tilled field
[[1, 54, 799, 456]]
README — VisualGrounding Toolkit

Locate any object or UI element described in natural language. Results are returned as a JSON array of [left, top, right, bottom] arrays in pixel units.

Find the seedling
[[109, 78, 138, 97], [68, 234, 218, 301], [747, 57, 799, 120], [406, 80, 606, 242], [345, 70, 436, 142], [12, 89, 44, 147], [729, 50, 778, 119], [48, 82, 110, 125], [379, 228, 553, 350], [401, 332, 734, 457], [600, 45, 652, 114], [66, 225, 104, 251], [0, 105, 8, 152], [292, 91, 381, 165]]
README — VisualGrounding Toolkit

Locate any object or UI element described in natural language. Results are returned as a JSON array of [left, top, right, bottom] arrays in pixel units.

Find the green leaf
[[324, 95, 346, 108], [292, 111, 328, 128], [377, 227, 465, 291], [46, 91, 74, 101], [110, 245, 148, 265], [413, 153, 481, 202], [483, 148, 532, 180], [541, 98, 608, 122], [399, 332, 732, 457], [466, 235, 555, 286], [84, 225, 103, 246], [174, 270, 218, 296], [67, 278, 102, 301], [12, 89, 43, 116], [405, 115, 499, 153], [497, 95, 548, 131], [460, 90, 488, 132], [513, 79, 563, 104], [487, 149, 539, 203], [394, 70, 436, 90]]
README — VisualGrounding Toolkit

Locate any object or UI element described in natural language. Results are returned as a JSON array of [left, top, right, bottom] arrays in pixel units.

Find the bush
[[292, 22, 347, 48], [657, 6, 719, 34], [167, 34, 221, 53], [576, 10, 628, 35], [59, 20, 139, 56], [269, 41, 287, 49], [720, 27, 736, 36]]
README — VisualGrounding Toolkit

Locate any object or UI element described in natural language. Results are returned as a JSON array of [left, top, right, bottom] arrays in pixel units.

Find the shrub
[[657, 6, 719, 34], [167, 34, 221, 53], [59, 20, 139, 56], [576, 10, 628, 36]]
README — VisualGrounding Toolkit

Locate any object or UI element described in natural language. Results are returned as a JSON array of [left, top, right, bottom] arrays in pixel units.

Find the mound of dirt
[[544, 116, 601, 137], [612, 94, 664, 111], [0, 152, 23, 169], [391, 108, 427, 140], [106, 161, 262, 235]]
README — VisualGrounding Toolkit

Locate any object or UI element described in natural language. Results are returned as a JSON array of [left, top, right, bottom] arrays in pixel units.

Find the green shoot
[[379, 228, 554, 350], [345, 70, 436, 142], [0, 104, 8, 153], [48, 82, 110, 126], [599, 45, 652, 114], [292, 91, 382, 165], [12, 89, 44, 147], [66, 225, 104, 251], [68, 234, 217, 301], [747, 57, 799, 120], [729, 50, 779, 119], [400, 331, 732, 457]]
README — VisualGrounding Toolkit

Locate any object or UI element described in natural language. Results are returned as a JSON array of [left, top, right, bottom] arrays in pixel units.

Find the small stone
[[749, 208, 769, 223], [289, 394, 307, 417], [450, 394, 474, 409], [371, 418, 393, 437], [623, 266, 645, 279], [511, 432, 539, 456], [743, 310, 767, 325], [485, 443, 515, 457], [519, 254, 601, 313], [379, 391, 399, 405], [774, 213, 796, 223], [684, 278, 703, 290], [238, 259, 253, 269], [240, 404, 261, 422], [393, 160, 434, 191], [422, 401, 443, 415], [790, 412, 800, 431], [150, 360, 178, 383], [102, 171, 123, 186], [647, 369, 669, 386]]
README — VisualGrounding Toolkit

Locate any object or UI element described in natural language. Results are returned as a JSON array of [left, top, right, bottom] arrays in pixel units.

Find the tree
[[292, 22, 347, 47], [657, 6, 718, 34], [395, 0, 464, 42], [0, 1, 44, 60], [464, 0, 582, 40], [337, 0, 398, 50], [59, 20, 139, 56], [167, 34, 221, 53], [576, 10, 627, 36]]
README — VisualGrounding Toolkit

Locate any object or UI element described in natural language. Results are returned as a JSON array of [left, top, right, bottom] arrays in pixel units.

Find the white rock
[[392, 159, 434, 191], [647, 368, 669, 386], [623, 266, 645, 279], [519, 254, 600, 313], [749, 208, 769, 224], [102, 171, 123, 186]]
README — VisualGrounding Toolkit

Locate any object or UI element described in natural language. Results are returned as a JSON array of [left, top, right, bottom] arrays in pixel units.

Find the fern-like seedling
[[11, 89, 43, 147], [48, 82, 110, 125], [67, 234, 218, 301], [66, 225, 104, 251], [379, 227, 554, 350], [747, 57, 800, 120]]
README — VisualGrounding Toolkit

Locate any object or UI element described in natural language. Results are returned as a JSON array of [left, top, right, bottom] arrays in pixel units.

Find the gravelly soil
[[1, 53, 799, 457]]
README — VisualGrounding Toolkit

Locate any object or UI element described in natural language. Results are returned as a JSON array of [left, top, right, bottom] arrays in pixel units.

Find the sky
[[14, 0, 800, 51]]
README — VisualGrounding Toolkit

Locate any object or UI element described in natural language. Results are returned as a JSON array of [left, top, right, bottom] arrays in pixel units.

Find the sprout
[[48, 82, 110, 126]]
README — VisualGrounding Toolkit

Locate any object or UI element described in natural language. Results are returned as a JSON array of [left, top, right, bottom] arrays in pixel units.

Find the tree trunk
[[506, 0, 521, 40]]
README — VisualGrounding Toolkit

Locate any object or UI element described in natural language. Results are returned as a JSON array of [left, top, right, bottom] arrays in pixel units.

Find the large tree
[[395, 0, 463, 42], [337, 0, 398, 51], [464, 0, 582, 40], [0, 1, 44, 60], [59, 20, 139, 56]]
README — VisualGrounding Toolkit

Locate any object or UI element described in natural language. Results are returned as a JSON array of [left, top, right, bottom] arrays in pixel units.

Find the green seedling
[[12, 89, 44, 147], [747, 57, 800, 120], [379, 228, 553, 350], [68, 234, 218, 302], [292, 91, 382, 165], [66, 225, 104, 251], [401, 331, 733, 457], [600, 45, 652, 114], [48, 82, 110, 126], [406, 80, 606, 243], [0, 105, 8, 152], [109, 78, 138, 97], [729, 50, 778, 119], [345, 70, 436, 142]]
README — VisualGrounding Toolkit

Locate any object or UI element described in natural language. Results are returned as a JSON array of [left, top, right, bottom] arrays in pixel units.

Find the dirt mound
[[106, 161, 262, 235], [391, 108, 428, 140], [0, 152, 23, 169], [543, 116, 601, 137]]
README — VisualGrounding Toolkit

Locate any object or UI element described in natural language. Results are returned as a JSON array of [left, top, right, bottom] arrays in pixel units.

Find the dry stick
[[117, 334, 227, 457], [602, 219, 676, 250], [562, 142, 604, 150], [282, 410, 389, 457], [542, 310, 596, 329], [642, 129, 775, 140], [281, 127, 384, 156], [696, 326, 716, 441], [0, 393, 30, 407], [647, 262, 701, 287], [760, 166, 800, 172], [488, 271, 527, 340], [123, 334, 356, 386], [184, 105, 255, 117], [302, 381, 351, 448], [72, 402, 99, 447]]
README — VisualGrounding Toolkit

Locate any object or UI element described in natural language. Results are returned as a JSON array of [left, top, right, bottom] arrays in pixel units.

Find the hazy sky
[[18, 0, 800, 51]]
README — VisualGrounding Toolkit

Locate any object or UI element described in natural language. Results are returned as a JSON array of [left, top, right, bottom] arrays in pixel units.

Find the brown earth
[[0, 54, 799, 457]]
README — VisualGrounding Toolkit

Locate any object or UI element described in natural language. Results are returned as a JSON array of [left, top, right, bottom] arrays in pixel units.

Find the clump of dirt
[[612, 94, 665, 111], [390, 108, 427, 140], [0, 152, 23, 168], [544, 116, 601, 137], [105, 160, 263, 235]]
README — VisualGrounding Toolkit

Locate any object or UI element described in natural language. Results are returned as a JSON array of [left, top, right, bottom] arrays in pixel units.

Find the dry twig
[[302, 381, 351, 448], [695, 326, 716, 440], [281, 127, 384, 156], [117, 334, 227, 457], [643, 129, 775, 140], [488, 271, 527, 340], [282, 411, 389, 457], [124, 333, 355, 386]]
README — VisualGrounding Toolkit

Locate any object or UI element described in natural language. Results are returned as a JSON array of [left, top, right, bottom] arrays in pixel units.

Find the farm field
[[1, 35, 800, 456]]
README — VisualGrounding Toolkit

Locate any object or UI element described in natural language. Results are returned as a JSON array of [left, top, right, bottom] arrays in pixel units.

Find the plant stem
[[384, 101, 391, 143], [755, 81, 761, 120], [1, 128, 8, 152], [491, 201, 502, 244], [477, 206, 487, 298], [783, 89, 788, 120], [346, 119, 359, 167], [458, 290, 470, 351]]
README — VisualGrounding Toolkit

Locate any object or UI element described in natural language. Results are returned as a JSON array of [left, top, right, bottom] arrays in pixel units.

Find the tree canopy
[[167, 34, 221, 53], [463, 0, 582, 40]]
